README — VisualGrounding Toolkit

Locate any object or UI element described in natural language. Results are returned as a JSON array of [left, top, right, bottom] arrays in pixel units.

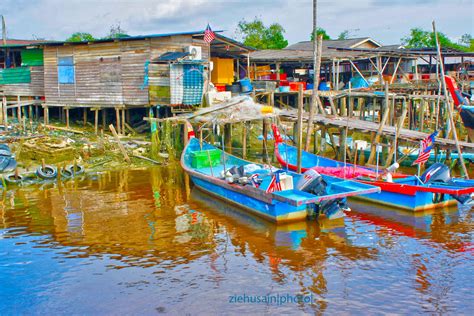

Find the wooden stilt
[[65, 108, 70, 129], [115, 108, 121, 135], [44, 106, 49, 125], [94, 109, 99, 135], [17, 96, 22, 127], [242, 122, 247, 159], [83, 108, 87, 127], [102, 108, 107, 128], [262, 120, 268, 163], [296, 84, 304, 173], [121, 109, 126, 135]]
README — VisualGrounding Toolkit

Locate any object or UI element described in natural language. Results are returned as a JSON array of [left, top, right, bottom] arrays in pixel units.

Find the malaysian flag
[[412, 130, 438, 165], [204, 24, 215, 43]]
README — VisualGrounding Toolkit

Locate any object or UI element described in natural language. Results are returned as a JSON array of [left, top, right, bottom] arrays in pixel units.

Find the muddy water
[[0, 166, 473, 314]]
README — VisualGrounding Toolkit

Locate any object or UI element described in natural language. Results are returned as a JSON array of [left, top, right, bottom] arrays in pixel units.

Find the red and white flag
[[204, 24, 215, 43]]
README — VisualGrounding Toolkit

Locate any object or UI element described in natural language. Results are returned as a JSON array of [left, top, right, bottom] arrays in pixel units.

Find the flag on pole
[[204, 24, 215, 43], [266, 172, 282, 193], [412, 130, 438, 165]]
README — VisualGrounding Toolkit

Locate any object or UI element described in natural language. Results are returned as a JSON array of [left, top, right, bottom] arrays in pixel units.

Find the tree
[[337, 30, 350, 40], [105, 23, 130, 39], [401, 28, 472, 52], [66, 32, 95, 42], [237, 17, 288, 49], [310, 27, 330, 41]]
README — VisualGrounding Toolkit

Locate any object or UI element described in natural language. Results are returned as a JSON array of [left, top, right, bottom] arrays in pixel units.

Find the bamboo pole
[[297, 84, 304, 173], [432, 21, 468, 178]]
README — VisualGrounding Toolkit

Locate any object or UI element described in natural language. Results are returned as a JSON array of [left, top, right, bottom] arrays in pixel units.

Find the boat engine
[[296, 169, 345, 219], [421, 163, 471, 204]]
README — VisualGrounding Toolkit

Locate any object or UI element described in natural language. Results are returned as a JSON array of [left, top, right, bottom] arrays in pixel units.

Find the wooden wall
[[44, 35, 209, 108], [0, 66, 44, 97]]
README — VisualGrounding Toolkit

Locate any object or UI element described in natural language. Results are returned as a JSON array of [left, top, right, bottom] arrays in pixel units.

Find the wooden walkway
[[280, 110, 474, 152]]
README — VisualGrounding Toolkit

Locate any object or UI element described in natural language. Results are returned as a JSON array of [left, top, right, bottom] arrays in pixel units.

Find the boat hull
[[191, 176, 309, 223], [273, 141, 470, 212]]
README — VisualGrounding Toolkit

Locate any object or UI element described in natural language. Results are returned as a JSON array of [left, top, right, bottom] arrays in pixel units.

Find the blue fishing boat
[[272, 125, 474, 212], [181, 134, 380, 223]]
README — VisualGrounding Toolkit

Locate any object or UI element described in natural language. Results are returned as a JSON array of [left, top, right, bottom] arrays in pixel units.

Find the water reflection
[[0, 166, 472, 314]]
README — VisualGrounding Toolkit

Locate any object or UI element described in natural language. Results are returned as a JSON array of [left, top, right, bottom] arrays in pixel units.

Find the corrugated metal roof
[[285, 37, 382, 51]]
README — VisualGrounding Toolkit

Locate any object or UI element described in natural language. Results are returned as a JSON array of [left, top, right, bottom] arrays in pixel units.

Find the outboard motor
[[297, 169, 345, 219], [421, 163, 471, 204]]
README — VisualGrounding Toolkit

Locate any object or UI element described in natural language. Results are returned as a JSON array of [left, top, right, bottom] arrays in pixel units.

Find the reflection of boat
[[272, 125, 474, 211], [347, 200, 473, 253], [181, 136, 380, 223], [190, 188, 351, 252]]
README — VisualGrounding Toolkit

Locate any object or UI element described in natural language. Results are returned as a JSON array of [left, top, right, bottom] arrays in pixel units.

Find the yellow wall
[[211, 58, 234, 85]]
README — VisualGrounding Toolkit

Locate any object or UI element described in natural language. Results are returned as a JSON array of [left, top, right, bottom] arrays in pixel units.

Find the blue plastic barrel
[[239, 79, 253, 93]]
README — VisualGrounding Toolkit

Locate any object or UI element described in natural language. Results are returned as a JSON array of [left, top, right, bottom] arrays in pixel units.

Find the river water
[[1, 166, 473, 315]]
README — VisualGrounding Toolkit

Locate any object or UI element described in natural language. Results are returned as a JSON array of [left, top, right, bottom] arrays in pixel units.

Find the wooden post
[[242, 122, 247, 159], [367, 83, 391, 165], [385, 99, 408, 167], [109, 124, 131, 164], [262, 120, 268, 163], [305, 34, 323, 151], [432, 21, 469, 178], [1, 96, 6, 125], [102, 108, 107, 128], [296, 84, 304, 173], [94, 109, 99, 134], [320, 126, 327, 153], [115, 108, 121, 135], [224, 123, 232, 154], [44, 106, 49, 125], [65, 108, 70, 129], [83, 108, 87, 127], [17, 96, 22, 127], [122, 109, 126, 135]]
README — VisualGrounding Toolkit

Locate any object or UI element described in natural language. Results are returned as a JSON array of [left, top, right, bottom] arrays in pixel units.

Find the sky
[[1, 0, 473, 46]]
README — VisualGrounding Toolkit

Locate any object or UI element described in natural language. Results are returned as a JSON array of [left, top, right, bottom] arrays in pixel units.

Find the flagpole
[[417, 140, 422, 177]]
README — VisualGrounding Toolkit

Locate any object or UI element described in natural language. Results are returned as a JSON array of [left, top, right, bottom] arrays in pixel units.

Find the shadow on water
[[0, 165, 473, 314]]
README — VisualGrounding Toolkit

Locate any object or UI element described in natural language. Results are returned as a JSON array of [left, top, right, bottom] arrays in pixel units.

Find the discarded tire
[[66, 164, 85, 176], [36, 165, 58, 180], [61, 169, 73, 179], [4, 173, 24, 184]]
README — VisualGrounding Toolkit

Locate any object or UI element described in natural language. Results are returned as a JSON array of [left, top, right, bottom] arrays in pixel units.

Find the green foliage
[[337, 30, 350, 40], [401, 28, 473, 52], [237, 17, 288, 49], [66, 32, 95, 42], [310, 27, 330, 41]]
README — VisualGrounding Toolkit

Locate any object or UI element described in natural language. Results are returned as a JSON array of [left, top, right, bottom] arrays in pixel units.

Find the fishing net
[[189, 96, 280, 124]]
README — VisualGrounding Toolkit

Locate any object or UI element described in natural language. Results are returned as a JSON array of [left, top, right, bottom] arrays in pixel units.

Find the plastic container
[[289, 82, 307, 91], [279, 86, 290, 92], [239, 79, 253, 93], [215, 84, 226, 92], [191, 149, 221, 169]]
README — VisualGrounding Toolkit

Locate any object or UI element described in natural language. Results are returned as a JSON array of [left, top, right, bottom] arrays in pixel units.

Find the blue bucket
[[239, 79, 253, 93]]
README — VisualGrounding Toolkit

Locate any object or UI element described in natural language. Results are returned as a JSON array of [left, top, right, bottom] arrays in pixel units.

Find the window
[[58, 56, 75, 84]]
